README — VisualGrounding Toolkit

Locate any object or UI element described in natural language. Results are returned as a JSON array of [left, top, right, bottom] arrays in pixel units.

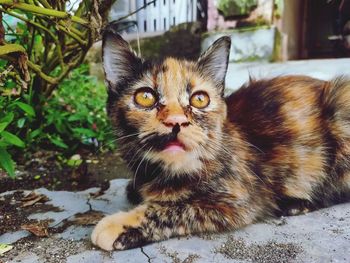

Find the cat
[[91, 26, 350, 251]]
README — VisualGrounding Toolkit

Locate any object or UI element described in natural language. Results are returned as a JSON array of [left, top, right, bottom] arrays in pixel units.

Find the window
[[173, 17, 175, 26], [154, 19, 157, 31], [154, 0, 156, 7], [164, 0, 166, 5], [164, 18, 166, 29], [144, 20, 147, 32]]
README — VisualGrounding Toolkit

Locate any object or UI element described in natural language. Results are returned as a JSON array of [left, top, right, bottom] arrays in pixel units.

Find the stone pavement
[[1, 179, 350, 263], [1, 59, 350, 262]]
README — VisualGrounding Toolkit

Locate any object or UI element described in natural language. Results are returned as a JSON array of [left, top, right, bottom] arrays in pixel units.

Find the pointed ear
[[197, 36, 231, 93], [102, 27, 142, 91]]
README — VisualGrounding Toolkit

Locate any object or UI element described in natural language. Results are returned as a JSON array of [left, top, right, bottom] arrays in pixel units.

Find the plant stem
[[0, 1, 89, 26], [0, 7, 66, 71], [1, 54, 58, 84]]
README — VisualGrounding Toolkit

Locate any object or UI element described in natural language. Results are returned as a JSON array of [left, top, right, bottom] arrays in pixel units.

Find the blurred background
[[107, 0, 350, 61], [0, 0, 350, 191], [98, 0, 350, 89]]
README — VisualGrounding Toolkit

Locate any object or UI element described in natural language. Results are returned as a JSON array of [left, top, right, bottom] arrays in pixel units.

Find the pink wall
[[207, 0, 237, 31], [207, 0, 274, 31]]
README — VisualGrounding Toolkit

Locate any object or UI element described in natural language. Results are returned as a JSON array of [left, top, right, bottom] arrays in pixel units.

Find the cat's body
[[91, 28, 350, 251]]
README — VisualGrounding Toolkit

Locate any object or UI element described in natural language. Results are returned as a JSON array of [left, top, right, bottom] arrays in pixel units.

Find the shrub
[[42, 64, 114, 153], [0, 62, 114, 177], [0, 85, 35, 178], [0, 1, 117, 177]]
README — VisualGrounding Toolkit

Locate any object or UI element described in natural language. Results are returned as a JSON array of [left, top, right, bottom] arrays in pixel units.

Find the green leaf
[[1, 131, 25, 148], [0, 148, 15, 178], [0, 141, 9, 147], [17, 118, 26, 128], [67, 115, 82, 122], [0, 243, 13, 255], [49, 136, 68, 149], [34, 175, 41, 180], [29, 128, 42, 140], [0, 43, 26, 56], [72, 128, 96, 137], [0, 113, 14, 132], [14, 102, 35, 117], [5, 79, 16, 89]]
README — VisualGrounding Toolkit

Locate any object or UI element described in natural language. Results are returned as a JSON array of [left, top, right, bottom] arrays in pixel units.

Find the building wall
[[136, 0, 197, 33], [109, 0, 197, 33], [109, 0, 137, 21], [280, 0, 303, 60], [207, 0, 274, 30]]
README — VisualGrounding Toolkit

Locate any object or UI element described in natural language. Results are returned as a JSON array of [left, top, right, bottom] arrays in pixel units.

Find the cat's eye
[[190, 91, 210, 109], [134, 87, 157, 108]]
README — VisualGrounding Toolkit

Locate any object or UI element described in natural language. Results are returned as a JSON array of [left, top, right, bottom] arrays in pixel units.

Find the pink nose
[[163, 114, 190, 127]]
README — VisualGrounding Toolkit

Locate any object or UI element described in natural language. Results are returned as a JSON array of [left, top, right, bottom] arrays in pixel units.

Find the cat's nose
[[163, 114, 190, 128]]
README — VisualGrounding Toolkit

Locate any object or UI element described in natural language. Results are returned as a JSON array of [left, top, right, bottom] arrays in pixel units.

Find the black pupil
[[144, 92, 152, 99], [197, 94, 205, 102]]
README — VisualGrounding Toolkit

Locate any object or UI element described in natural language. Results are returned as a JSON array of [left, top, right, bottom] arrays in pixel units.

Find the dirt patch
[[0, 151, 131, 193], [215, 235, 302, 263], [70, 210, 105, 226], [158, 245, 200, 263], [0, 236, 90, 263], [0, 191, 61, 235]]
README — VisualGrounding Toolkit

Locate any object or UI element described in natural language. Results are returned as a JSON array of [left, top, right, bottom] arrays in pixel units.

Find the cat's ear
[[197, 36, 231, 93], [102, 27, 142, 91]]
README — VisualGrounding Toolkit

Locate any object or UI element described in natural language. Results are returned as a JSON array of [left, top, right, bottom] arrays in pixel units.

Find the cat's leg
[[276, 197, 315, 216], [91, 201, 254, 251], [126, 180, 143, 205]]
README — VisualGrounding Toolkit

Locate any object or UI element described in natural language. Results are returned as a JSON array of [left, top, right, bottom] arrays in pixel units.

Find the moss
[[271, 28, 282, 62], [216, 0, 258, 18], [130, 22, 202, 61]]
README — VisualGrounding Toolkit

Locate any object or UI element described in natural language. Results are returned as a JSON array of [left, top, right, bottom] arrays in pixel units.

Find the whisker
[[133, 147, 153, 188]]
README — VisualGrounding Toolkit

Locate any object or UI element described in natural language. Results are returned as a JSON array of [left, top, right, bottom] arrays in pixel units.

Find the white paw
[[91, 205, 147, 251], [91, 212, 127, 251]]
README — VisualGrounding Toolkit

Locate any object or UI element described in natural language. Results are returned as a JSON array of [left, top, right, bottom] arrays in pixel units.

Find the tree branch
[[0, 0, 89, 26]]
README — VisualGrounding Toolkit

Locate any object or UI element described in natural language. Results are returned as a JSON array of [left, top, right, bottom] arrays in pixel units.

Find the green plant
[[0, 63, 114, 176], [217, 0, 258, 17], [41, 64, 114, 153], [0, 1, 115, 100], [0, 1, 118, 176], [0, 96, 35, 178]]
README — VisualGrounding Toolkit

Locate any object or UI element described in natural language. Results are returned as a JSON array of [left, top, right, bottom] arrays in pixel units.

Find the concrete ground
[[1, 59, 350, 263]]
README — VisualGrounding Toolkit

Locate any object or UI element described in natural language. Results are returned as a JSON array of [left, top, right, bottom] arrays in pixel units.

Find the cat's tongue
[[163, 140, 185, 153]]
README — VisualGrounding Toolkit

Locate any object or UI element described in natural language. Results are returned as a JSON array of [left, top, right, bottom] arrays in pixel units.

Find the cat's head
[[103, 27, 231, 176]]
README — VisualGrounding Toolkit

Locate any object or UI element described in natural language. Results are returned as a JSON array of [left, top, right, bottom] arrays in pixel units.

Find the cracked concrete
[[1, 179, 350, 263]]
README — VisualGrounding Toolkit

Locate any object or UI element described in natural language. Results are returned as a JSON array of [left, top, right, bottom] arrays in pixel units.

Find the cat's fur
[[91, 27, 350, 251]]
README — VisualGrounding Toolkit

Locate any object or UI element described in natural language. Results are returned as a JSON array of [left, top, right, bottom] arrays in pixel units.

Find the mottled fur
[[91, 27, 350, 251]]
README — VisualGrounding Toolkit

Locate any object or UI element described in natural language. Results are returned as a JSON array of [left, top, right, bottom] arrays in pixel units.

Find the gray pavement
[[1, 59, 350, 262], [1, 179, 350, 262]]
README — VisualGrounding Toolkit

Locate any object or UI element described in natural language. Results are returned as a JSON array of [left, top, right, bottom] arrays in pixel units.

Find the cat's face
[[103, 29, 231, 175]]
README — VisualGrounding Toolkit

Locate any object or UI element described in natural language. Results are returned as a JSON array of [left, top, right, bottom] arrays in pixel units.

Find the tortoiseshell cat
[[91, 27, 350, 251]]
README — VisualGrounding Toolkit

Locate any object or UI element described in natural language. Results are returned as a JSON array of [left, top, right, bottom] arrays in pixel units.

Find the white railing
[[136, 0, 197, 33]]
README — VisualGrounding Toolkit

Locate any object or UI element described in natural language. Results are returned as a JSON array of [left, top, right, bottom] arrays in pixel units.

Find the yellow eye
[[134, 88, 157, 108], [190, 91, 210, 109]]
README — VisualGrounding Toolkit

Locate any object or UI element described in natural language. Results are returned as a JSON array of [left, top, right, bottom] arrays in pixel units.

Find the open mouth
[[163, 139, 186, 153]]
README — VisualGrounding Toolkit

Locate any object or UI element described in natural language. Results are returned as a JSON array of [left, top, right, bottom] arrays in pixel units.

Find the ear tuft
[[197, 36, 231, 93], [102, 25, 142, 91]]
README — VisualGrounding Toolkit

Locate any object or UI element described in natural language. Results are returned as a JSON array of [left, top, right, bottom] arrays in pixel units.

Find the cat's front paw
[[91, 205, 147, 251]]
